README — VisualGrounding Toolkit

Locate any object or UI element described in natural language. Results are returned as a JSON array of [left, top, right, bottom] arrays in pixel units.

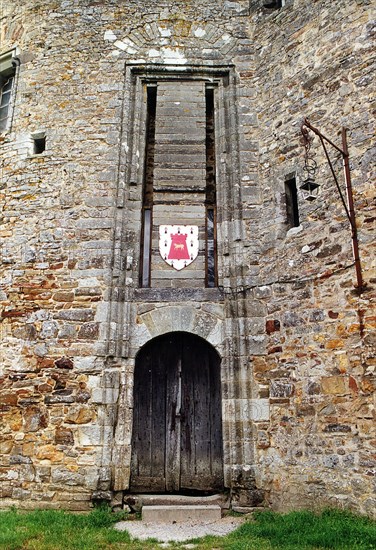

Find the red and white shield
[[159, 225, 199, 271]]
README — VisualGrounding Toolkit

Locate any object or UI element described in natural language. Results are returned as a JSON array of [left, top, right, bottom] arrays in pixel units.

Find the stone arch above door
[[130, 304, 224, 358], [104, 19, 239, 65]]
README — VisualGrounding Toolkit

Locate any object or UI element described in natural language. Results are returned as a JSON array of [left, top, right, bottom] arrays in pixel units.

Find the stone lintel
[[134, 287, 224, 302]]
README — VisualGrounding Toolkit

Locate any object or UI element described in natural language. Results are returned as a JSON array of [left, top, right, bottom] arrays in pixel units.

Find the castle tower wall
[[0, 0, 375, 515]]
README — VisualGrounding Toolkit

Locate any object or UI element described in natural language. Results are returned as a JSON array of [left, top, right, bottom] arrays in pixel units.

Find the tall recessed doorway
[[130, 332, 224, 493]]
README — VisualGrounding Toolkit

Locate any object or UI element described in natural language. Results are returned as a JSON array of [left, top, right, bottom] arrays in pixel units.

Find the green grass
[[0, 506, 375, 550], [220, 509, 376, 550]]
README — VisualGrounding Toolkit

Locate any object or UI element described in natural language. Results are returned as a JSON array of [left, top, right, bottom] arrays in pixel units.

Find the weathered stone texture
[[1, 0, 375, 516]]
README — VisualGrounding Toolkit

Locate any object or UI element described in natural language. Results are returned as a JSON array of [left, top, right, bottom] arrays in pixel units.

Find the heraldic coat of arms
[[159, 225, 199, 271]]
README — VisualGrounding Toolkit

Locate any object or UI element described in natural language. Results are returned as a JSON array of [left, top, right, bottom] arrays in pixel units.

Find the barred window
[[0, 76, 14, 131], [0, 50, 17, 132]]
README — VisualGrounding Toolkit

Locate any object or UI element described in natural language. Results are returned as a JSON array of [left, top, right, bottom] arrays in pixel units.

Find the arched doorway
[[130, 332, 224, 493]]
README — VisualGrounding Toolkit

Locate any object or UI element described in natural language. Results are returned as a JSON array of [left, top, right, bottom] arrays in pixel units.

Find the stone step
[[127, 492, 230, 510], [142, 504, 222, 523]]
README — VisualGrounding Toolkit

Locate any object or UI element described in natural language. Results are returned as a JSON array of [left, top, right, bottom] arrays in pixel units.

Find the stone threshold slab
[[142, 504, 221, 523], [130, 492, 230, 508]]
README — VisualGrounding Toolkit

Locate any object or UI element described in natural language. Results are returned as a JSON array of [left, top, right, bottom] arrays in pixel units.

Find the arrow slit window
[[140, 85, 157, 287], [205, 86, 217, 288], [285, 176, 300, 229]]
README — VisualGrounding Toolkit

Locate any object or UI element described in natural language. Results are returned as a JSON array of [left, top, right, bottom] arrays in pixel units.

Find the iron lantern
[[300, 177, 320, 201]]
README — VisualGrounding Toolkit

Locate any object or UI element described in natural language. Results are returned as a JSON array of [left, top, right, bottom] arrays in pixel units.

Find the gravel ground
[[114, 515, 244, 542]]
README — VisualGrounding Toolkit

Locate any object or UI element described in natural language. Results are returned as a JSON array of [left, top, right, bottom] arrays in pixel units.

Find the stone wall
[[0, 0, 375, 515], [246, 0, 375, 516]]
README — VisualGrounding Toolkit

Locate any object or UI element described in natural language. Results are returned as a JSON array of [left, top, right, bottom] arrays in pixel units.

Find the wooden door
[[130, 332, 224, 493]]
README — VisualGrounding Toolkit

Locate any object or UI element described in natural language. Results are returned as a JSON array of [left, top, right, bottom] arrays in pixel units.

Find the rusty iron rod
[[317, 134, 353, 227], [302, 118, 344, 154], [341, 127, 364, 293], [301, 119, 364, 293]]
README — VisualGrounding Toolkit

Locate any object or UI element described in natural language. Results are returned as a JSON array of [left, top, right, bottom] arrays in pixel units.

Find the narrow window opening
[[0, 50, 18, 133], [140, 85, 157, 288], [205, 86, 218, 288], [206, 207, 216, 287], [33, 136, 46, 154], [141, 208, 152, 286], [263, 0, 284, 9], [0, 75, 14, 132], [285, 176, 300, 228]]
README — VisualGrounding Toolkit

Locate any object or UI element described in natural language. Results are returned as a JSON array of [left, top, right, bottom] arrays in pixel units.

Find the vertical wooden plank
[[134, 350, 152, 478], [195, 341, 212, 481], [209, 344, 224, 487], [165, 334, 181, 491], [130, 348, 153, 489], [150, 349, 167, 481], [180, 333, 224, 491], [180, 334, 194, 485], [130, 340, 167, 492]]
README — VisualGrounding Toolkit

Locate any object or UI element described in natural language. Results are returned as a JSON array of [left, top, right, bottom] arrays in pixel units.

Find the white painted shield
[[159, 225, 199, 271]]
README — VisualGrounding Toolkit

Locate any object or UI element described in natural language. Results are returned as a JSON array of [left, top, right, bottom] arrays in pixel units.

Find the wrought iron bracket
[[301, 118, 365, 294]]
